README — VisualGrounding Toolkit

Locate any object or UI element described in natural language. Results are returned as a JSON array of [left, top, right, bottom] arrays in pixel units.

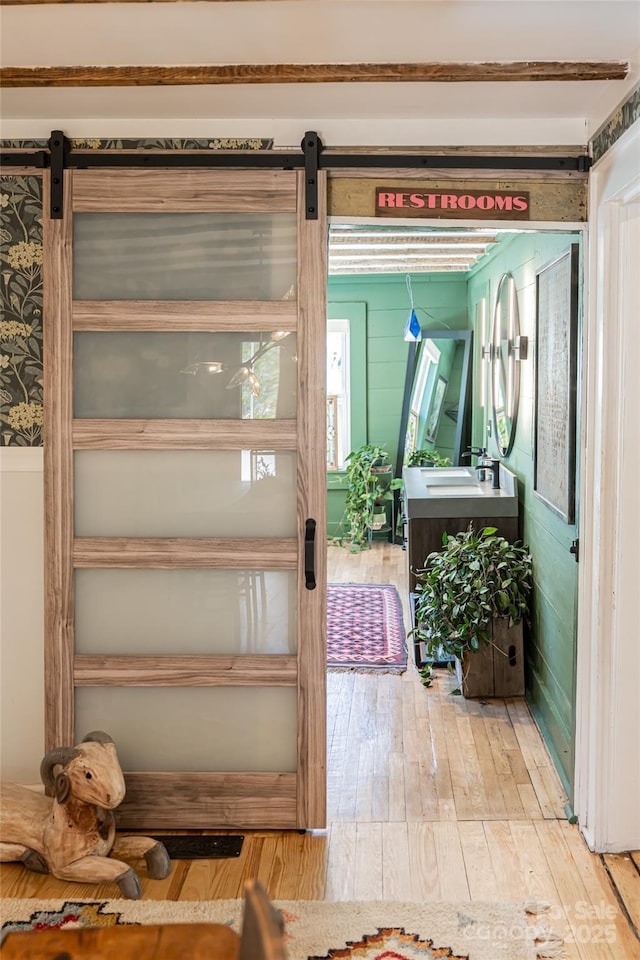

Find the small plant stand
[[340, 445, 401, 552], [456, 620, 525, 698], [409, 593, 454, 668]]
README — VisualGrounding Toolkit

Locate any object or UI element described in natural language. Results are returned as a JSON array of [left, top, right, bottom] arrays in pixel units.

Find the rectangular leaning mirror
[[395, 329, 473, 477]]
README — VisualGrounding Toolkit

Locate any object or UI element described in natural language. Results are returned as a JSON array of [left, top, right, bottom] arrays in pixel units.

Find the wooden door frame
[[575, 125, 640, 852]]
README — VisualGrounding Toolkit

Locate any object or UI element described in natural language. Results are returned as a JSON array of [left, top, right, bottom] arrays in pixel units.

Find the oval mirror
[[491, 273, 521, 458]]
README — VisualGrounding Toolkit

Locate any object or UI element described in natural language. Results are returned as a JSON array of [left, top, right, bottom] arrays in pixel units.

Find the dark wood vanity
[[402, 464, 522, 684], [404, 511, 519, 593], [401, 464, 520, 592]]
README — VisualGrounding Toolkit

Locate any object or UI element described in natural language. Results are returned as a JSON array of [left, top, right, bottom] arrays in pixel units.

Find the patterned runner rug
[[0, 897, 563, 959], [327, 582, 407, 672]]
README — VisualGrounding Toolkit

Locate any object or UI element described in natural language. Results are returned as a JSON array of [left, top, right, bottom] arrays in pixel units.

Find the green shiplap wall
[[327, 274, 468, 536], [467, 232, 582, 796]]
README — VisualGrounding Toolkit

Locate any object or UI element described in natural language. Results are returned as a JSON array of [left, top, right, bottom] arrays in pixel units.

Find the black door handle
[[305, 518, 316, 590]]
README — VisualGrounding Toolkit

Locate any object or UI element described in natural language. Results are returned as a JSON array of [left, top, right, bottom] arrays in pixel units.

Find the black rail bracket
[[48, 130, 69, 220], [0, 151, 48, 170], [302, 131, 322, 221], [0, 132, 592, 225]]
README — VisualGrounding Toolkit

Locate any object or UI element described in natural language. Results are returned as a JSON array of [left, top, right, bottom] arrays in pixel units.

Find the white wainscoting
[[0, 447, 45, 782]]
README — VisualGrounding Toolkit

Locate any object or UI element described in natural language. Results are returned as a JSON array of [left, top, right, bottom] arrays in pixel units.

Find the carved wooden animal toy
[[0, 731, 171, 898]]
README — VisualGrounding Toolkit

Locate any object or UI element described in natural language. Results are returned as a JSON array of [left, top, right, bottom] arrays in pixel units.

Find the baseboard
[[526, 662, 573, 799], [526, 694, 572, 802]]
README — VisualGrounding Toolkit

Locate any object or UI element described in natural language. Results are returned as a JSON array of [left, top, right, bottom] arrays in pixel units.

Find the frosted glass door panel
[[75, 569, 296, 655], [75, 450, 296, 536], [75, 687, 297, 772], [74, 213, 297, 300], [74, 331, 297, 419]]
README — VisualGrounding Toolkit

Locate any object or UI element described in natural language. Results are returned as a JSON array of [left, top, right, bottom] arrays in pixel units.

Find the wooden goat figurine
[[0, 731, 170, 898]]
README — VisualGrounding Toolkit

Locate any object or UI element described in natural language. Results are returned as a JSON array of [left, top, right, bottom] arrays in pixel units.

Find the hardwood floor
[[1, 543, 638, 959]]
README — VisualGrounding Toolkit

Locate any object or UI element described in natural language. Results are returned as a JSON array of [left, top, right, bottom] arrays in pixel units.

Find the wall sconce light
[[510, 335, 529, 361], [477, 298, 488, 408]]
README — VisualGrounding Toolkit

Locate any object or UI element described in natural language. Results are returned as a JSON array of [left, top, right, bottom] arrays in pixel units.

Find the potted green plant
[[338, 444, 402, 552], [406, 448, 452, 468], [371, 508, 388, 531], [411, 525, 533, 697]]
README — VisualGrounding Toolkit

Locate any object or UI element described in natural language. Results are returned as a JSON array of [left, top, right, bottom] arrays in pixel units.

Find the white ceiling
[[1, 0, 639, 145], [328, 225, 502, 274]]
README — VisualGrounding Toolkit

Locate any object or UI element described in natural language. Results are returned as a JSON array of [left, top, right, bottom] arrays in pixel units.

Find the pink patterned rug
[[327, 583, 407, 672]]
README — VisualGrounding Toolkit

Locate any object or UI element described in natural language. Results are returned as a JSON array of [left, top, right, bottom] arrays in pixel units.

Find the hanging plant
[[335, 444, 401, 552]]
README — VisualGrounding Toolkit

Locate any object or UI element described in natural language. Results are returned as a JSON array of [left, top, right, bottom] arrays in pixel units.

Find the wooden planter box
[[455, 619, 524, 698]]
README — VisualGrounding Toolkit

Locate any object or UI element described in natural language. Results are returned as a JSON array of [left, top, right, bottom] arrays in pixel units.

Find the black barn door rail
[[0, 130, 592, 221]]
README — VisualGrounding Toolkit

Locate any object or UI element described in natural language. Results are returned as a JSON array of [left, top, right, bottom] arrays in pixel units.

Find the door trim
[[295, 169, 327, 827], [116, 772, 297, 830], [43, 169, 74, 752], [575, 122, 640, 851]]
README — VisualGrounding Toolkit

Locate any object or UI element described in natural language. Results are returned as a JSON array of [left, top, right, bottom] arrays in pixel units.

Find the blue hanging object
[[403, 276, 422, 342], [404, 308, 422, 341]]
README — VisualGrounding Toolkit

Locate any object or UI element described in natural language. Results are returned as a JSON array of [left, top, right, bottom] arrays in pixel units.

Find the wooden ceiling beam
[[2, 0, 292, 4], [0, 61, 628, 88]]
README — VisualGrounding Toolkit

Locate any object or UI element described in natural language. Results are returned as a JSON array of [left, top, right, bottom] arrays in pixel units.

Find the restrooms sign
[[375, 187, 531, 220]]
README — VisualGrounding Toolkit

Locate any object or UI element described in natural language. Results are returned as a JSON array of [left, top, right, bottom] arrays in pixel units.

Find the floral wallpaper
[[0, 137, 274, 447], [0, 176, 43, 446], [591, 81, 640, 163], [0, 138, 273, 151]]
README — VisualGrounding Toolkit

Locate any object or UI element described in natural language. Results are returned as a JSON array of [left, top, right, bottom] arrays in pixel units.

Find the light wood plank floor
[[1, 544, 638, 960]]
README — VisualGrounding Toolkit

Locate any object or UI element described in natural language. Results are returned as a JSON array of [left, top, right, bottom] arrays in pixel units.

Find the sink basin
[[427, 484, 485, 496], [420, 468, 472, 480], [421, 467, 476, 487], [403, 464, 518, 519], [423, 475, 476, 486]]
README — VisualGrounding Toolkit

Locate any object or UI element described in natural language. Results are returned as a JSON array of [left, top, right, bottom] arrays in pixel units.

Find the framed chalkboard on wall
[[534, 244, 580, 523]]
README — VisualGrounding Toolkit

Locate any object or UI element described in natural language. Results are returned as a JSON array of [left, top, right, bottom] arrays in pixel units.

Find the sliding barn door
[[43, 168, 327, 829]]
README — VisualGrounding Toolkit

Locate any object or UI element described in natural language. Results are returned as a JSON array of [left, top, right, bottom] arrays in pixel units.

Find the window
[[326, 301, 367, 479], [408, 338, 441, 452], [326, 319, 350, 470]]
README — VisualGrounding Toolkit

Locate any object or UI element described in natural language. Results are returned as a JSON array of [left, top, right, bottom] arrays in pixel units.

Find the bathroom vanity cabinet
[[402, 465, 520, 593], [404, 513, 520, 592], [402, 465, 523, 687]]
